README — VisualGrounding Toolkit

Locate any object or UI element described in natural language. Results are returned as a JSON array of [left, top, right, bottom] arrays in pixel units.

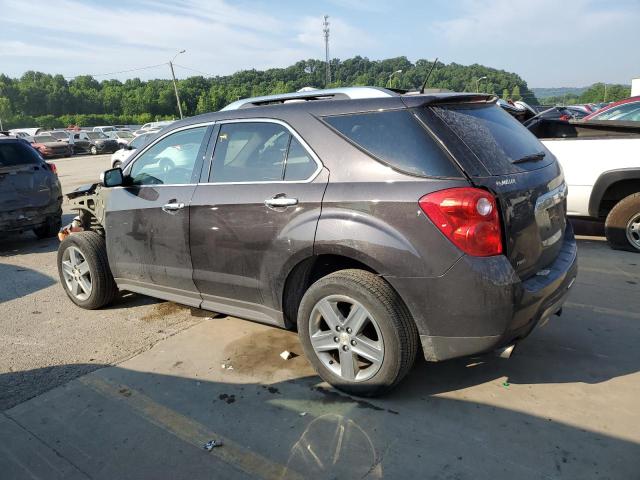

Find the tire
[[57, 231, 117, 309], [297, 269, 419, 397], [90, 145, 97, 155], [113, 160, 122, 169], [33, 215, 62, 239], [605, 193, 640, 252]]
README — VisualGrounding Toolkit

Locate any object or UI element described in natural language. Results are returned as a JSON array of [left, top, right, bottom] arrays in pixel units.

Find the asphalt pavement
[[0, 154, 638, 479]]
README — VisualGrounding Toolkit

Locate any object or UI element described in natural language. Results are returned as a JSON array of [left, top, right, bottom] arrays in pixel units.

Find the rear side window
[[0, 142, 41, 166], [323, 110, 460, 177], [210, 122, 318, 182], [429, 104, 553, 174]]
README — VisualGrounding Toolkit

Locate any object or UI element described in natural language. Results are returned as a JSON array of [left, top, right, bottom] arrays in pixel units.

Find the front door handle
[[162, 202, 185, 213], [264, 196, 298, 208]]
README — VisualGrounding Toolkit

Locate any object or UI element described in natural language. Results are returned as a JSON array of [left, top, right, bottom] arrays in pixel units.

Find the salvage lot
[[1, 154, 639, 479]]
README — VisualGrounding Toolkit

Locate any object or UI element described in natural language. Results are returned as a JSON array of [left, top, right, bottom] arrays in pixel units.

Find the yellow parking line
[[79, 375, 300, 480]]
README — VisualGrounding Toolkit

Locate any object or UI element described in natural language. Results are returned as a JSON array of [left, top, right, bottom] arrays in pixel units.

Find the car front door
[[106, 124, 212, 306], [189, 120, 327, 324]]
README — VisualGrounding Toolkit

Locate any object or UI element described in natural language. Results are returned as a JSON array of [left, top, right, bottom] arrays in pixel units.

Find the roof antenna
[[419, 57, 439, 94]]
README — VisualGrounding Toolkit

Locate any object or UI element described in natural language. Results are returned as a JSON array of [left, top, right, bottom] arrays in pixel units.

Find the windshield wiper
[[512, 151, 546, 164]]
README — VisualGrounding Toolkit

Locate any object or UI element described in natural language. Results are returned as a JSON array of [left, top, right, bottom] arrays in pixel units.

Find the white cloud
[[0, 0, 372, 79]]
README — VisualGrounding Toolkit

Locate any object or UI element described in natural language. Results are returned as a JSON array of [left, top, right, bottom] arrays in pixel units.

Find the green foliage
[[0, 57, 539, 128], [539, 83, 631, 106], [511, 85, 521, 101]]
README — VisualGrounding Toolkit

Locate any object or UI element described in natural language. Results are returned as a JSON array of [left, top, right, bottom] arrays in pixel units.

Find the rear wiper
[[512, 151, 546, 164]]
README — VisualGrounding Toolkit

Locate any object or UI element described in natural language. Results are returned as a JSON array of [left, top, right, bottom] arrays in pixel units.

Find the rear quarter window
[[323, 110, 461, 178], [0, 142, 41, 166], [428, 104, 553, 175]]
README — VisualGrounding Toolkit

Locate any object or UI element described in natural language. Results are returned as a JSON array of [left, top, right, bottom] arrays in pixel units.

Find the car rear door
[[105, 124, 212, 306], [189, 120, 327, 322]]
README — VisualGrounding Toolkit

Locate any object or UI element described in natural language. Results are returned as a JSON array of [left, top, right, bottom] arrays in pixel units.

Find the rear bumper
[[0, 202, 62, 232], [386, 224, 578, 361]]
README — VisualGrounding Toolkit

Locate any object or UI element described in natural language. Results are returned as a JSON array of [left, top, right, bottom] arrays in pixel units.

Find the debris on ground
[[280, 350, 298, 360], [299, 411, 307, 416], [58, 216, 84, 241], [221, 358, 234, 370], [203, 440, 223, 451], [502, 381, 510, 388]]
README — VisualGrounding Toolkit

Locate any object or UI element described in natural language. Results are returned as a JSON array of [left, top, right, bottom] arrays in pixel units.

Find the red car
[[31, 134, 72, 158], [584, 96, 640, 121]]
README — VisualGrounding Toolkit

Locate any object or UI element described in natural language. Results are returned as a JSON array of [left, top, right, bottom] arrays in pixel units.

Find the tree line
[[539, 83, 631, 106], [0, 56, 538, 129]]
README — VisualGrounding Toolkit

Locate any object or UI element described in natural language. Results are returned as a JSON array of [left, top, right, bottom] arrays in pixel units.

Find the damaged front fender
[[66, 183, 107, 229]]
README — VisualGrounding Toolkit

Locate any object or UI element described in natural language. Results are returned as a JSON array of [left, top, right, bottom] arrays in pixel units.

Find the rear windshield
[[323, 110, 461, 178], [0, 142, 41, 166], [428, 104, 553, 175]]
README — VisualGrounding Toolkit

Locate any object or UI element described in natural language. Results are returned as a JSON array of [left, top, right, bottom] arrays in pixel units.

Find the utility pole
[[169, 50, 186, 119], [603, 83, 608, 103], [323, 15, 331, 88]]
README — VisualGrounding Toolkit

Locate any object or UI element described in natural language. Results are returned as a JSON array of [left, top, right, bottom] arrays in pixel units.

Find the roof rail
[[221, 86, 397, 111]]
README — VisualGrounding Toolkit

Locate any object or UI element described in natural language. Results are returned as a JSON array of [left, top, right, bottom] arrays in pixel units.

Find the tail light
[[48, 162, 58, 175], [419, 187, 503, 256]]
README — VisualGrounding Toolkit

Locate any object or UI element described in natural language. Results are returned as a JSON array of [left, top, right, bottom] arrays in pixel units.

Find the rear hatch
[[415, 99, 567, 279], [0, 141, 59, 213]]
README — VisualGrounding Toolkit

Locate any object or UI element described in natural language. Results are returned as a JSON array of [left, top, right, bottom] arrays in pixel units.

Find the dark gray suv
[[58, 88, 577, 396]]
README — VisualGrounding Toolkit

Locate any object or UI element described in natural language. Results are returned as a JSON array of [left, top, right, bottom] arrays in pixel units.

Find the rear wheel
[[33, 215, 61, 239], [90, 145, 97, 155], [57, 231, 117, 309], [297, 269, 419, 397], [113, 160, 122, 169], [605, 193, 640, 252]]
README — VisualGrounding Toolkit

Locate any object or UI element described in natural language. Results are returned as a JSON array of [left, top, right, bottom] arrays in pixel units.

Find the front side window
[[129, 126, 207, 185], [211, 122, 317, 183]]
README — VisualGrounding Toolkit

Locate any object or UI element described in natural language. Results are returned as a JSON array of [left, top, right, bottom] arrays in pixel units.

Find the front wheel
[[113, 160, 122, 169], [57, 231, 117, 309], [297, 269, 419, 397], [90, 145, 97, 155], [605, 193, 640, 252]]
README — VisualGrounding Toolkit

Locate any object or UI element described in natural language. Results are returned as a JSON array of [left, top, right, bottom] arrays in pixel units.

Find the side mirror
[[101, 167, 124, 187], [126, 144, 134, 150]]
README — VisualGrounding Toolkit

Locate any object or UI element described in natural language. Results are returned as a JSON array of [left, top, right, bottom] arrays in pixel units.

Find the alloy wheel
[[61, 246, 92, 301], [626, 213, 640, 250], [308, 295, 384, 382]]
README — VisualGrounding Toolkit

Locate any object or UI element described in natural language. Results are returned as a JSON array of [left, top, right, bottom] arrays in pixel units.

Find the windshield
[[34, 135, 56, 143], [425, 103, 553, 175], [86, 132, 108, 139], [117, 132, 134, 139], [592, 101, 640, 120], [0, 142, 42, 166]]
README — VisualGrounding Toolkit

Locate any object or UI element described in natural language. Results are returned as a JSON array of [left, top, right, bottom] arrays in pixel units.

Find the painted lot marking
[[79, 375, 301, 480]]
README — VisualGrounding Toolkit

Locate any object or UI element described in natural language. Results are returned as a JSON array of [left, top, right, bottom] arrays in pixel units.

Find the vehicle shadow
[[0, 262, 56, 303], [1, 364, 638, 479]]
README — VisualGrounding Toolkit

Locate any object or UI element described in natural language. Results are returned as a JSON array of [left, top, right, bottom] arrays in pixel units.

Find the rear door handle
[[162, 202, 185, 213], [264, 197, 298, 208]]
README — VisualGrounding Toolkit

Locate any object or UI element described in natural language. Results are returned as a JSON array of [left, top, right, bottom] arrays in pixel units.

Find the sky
[[0, 0, 638, 87]]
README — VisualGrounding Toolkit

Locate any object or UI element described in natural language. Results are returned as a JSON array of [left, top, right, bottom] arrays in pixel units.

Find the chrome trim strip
[[535, 182, 568, 214]]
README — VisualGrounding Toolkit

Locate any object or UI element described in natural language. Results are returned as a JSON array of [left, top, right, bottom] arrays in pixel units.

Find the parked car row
[[7, 121, 176, 159]]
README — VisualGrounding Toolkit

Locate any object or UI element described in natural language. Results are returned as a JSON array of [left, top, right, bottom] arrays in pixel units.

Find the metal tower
[[323, 15, 331, 87]]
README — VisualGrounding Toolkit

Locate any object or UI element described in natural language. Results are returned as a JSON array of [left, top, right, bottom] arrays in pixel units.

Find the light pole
[[475, 76, 487, 93], [387, 70, 403, 87], [169, 50, 186, 119]]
